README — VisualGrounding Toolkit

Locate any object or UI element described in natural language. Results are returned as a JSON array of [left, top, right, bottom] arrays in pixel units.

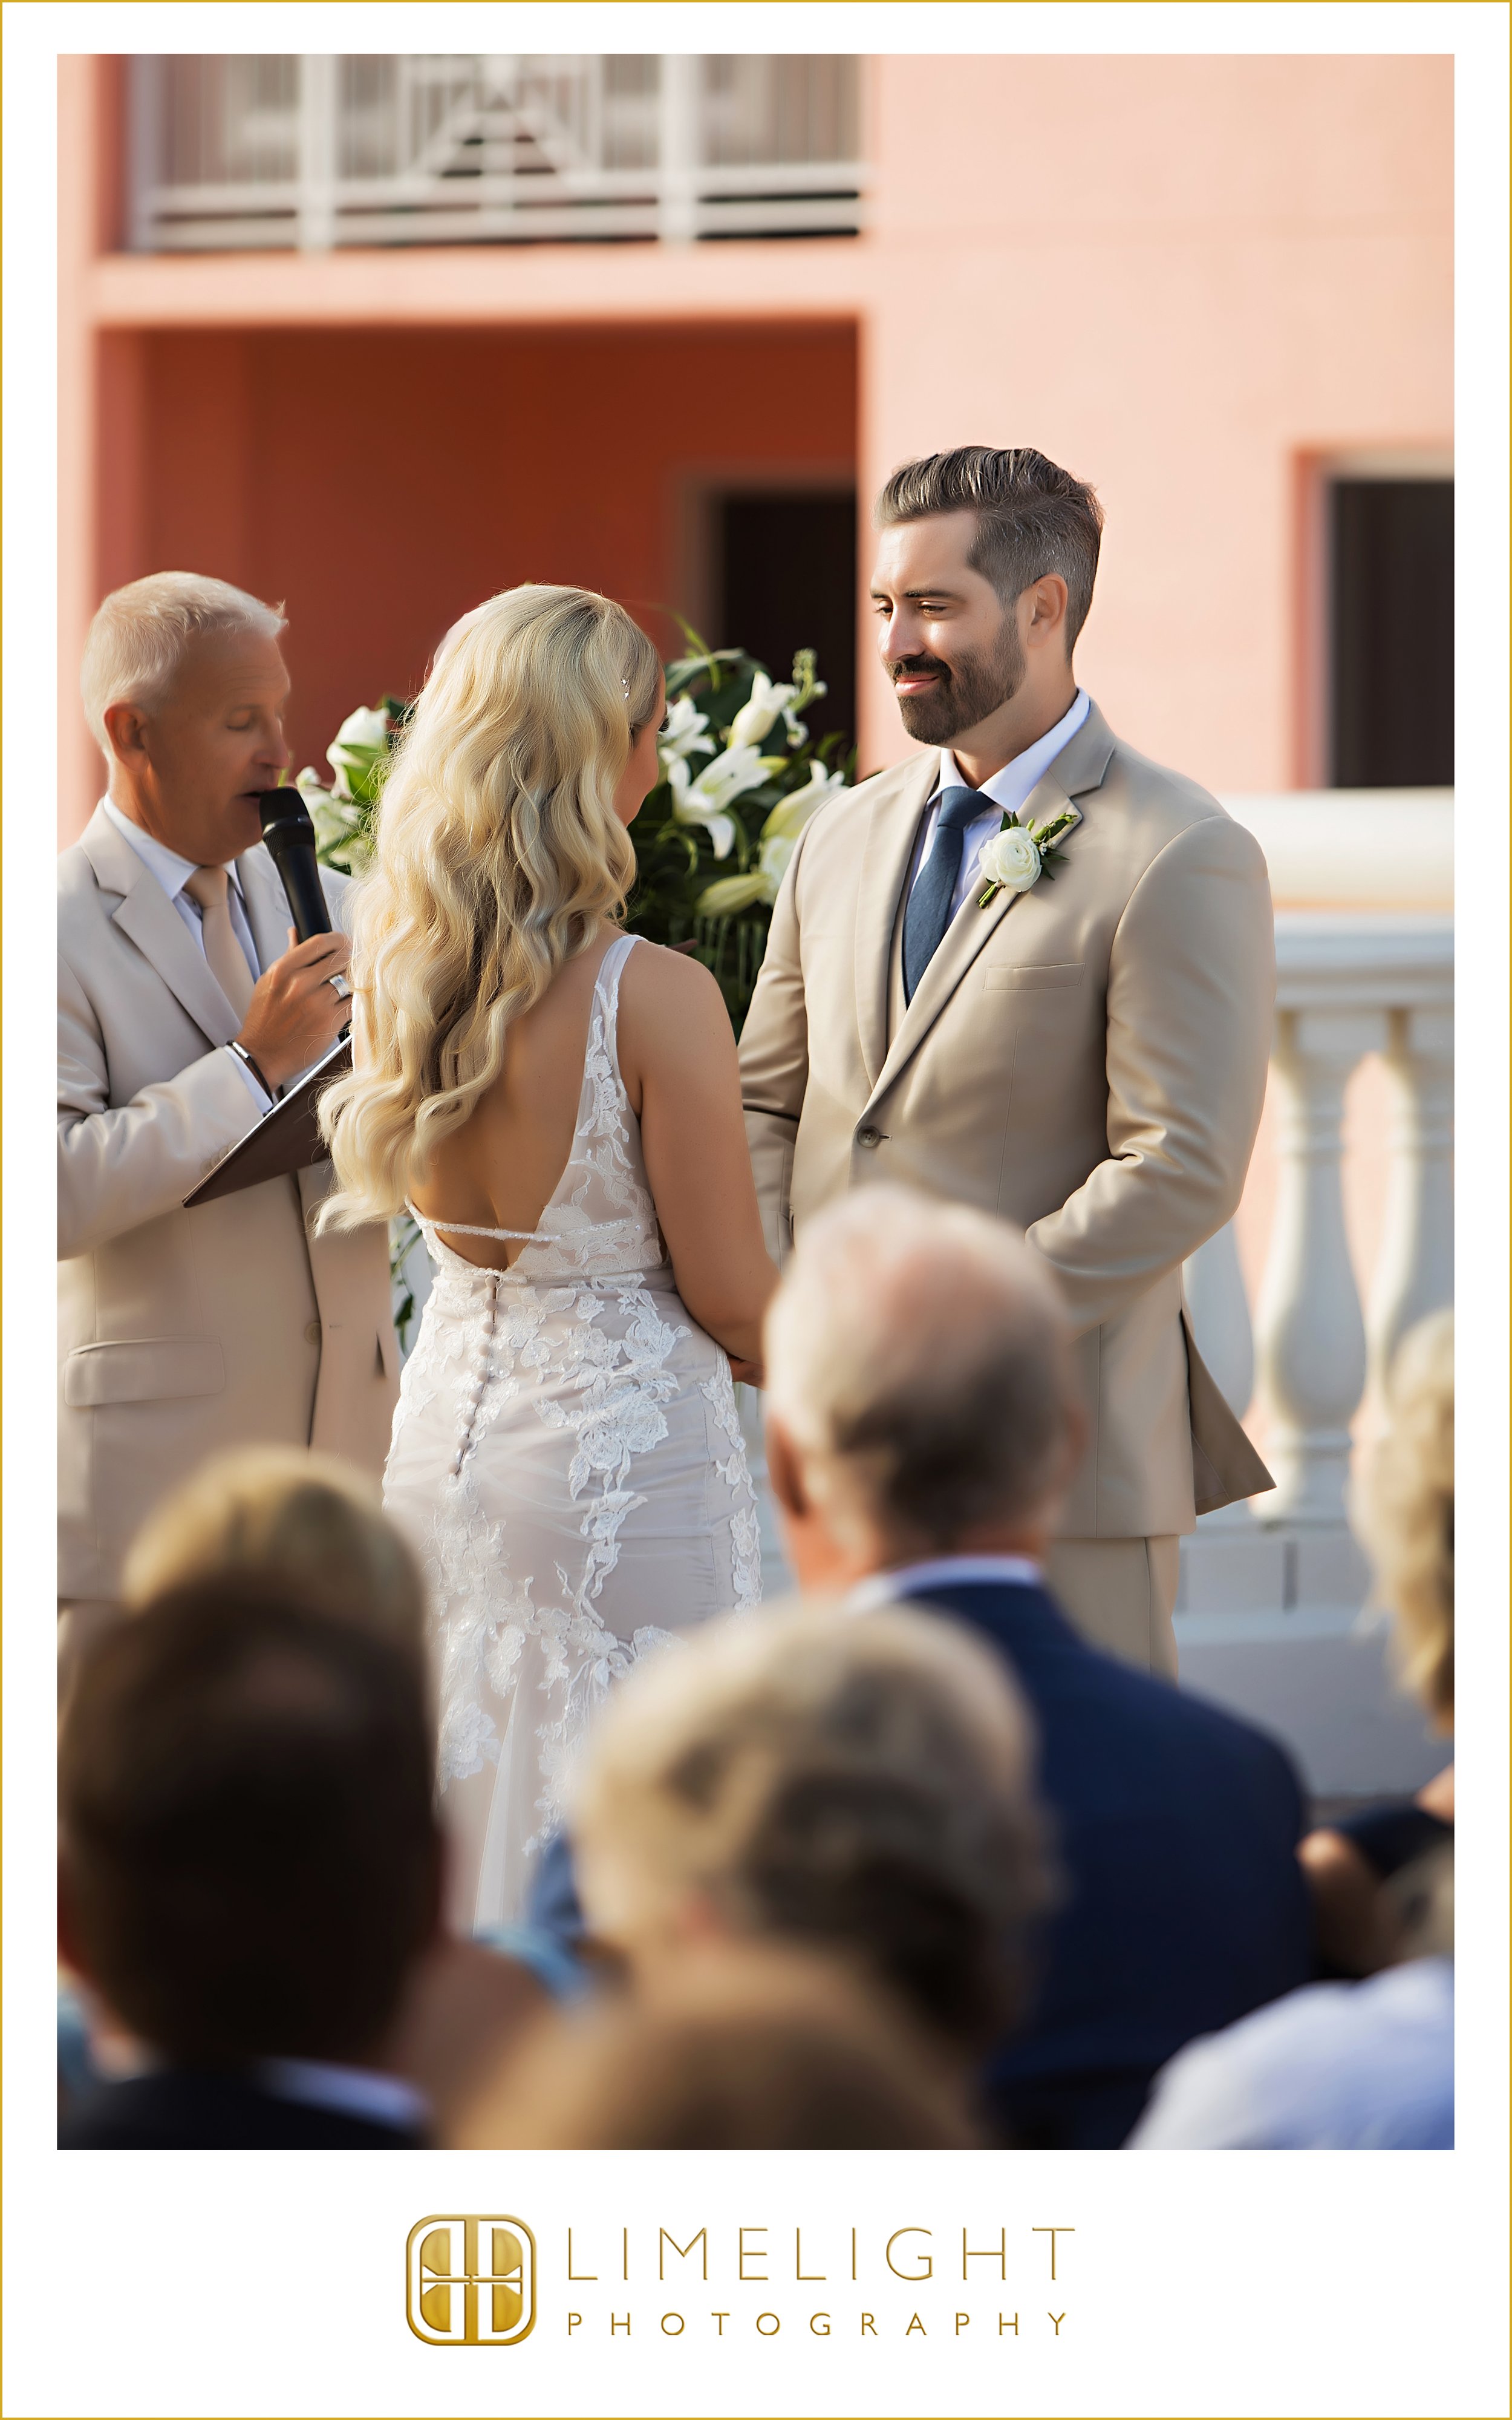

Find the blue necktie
[[902, 786, 984, 1003]]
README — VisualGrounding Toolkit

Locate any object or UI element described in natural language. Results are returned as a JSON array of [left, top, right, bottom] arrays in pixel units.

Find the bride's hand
[[728, 1356, 763, 1388]]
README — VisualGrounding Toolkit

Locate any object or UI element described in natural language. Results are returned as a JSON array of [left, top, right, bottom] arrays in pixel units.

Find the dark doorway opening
[[718, 489, 856, 747], [1329, 478, 1453, 786]]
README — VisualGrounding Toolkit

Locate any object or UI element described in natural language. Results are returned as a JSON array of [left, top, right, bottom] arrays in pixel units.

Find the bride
[[319, 586, 777, 1929]]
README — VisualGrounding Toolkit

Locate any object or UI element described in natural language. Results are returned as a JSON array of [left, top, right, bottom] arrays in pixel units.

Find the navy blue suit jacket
[[896, 1574, 1311, 2147], [527, 1574, 1312, 2149], [59, 2067, 424, 2150]]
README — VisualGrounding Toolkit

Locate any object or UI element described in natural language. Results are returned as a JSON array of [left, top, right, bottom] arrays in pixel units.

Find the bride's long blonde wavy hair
[[316, 584, 661, 1230]]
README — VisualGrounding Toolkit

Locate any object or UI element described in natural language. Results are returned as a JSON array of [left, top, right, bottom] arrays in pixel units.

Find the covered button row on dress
[[451, 1270, 502, 1479]]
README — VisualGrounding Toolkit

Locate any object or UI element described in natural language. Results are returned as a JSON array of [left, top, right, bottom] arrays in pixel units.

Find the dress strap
[[597, 930, 638, 993], [594, 932, 638, 1085], [406, 1200, 542, 1243]]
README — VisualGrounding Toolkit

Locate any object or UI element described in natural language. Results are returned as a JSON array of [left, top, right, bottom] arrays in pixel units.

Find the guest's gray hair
[[80, 571, 286, 753], [765, 1183, 1078, 1554]]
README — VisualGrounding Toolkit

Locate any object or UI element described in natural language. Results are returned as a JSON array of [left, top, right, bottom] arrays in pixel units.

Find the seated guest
[[1297, 1310, 1454, 1976], [59, 1582, 440, 2148], [114, 1456, 547, 2131], [123, 1446, 426, 1649], [1130, 1311, 1454, 2149], [760, 1185, 1313, 2148], [461, 1940, 977, 2150], [565, 1600, 1051, 2113]]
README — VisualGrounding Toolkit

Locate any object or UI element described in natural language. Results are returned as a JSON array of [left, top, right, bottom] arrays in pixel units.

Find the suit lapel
[[862, 699, 1118, 1114], [80, 807, 243, 1049], [852, 752, 940, 1091]]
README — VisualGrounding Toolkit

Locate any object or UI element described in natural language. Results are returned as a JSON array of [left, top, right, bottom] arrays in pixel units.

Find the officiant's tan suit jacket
[[58, 807, 399, 1603], [740, 698, 1274, 1586]]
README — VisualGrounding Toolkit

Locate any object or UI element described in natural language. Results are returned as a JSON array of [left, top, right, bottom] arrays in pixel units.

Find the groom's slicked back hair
[[875, 447, 1104, 651]]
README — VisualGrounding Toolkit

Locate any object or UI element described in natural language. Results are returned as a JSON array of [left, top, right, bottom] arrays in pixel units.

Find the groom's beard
[[891, 613, 1025, 744]]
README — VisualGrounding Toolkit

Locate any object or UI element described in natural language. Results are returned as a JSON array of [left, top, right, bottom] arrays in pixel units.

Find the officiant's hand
[[236, 926, 353, 1091]]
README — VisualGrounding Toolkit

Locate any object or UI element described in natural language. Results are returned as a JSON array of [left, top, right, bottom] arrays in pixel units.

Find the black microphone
[[258, 789, 333, 941]]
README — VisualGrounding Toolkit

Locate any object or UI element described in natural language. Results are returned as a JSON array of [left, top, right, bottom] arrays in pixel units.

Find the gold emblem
[[406, 2216, 536, 2347]]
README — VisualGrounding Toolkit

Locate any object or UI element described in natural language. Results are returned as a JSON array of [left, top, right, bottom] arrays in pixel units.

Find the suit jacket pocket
[[983, 961, 1084, 991], [64, 1338, 227, 1407]]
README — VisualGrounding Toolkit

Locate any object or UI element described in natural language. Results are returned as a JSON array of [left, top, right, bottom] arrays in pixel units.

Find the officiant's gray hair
[[765, 1185, 1079, 1552], [81, 572, 285, 751]]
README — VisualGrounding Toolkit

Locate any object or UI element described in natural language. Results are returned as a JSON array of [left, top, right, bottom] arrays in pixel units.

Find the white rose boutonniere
[[977, 805, 1083, 908]]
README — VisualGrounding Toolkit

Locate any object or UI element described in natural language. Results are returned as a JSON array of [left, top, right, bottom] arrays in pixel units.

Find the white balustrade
[[1367, 1003, 1455, 1394], [129, 54, 867, 251], [1182, 909, 1453, 1617]]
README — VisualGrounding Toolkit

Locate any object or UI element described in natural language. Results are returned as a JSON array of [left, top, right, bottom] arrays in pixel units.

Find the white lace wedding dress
[[383, 934, 762, 1931]]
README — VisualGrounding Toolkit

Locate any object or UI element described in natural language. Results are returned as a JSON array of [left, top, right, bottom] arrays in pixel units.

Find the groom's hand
[[237, 926, 353, 1091]]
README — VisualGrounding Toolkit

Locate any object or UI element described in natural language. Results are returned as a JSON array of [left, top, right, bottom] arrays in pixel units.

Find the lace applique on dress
[[384, 933, 762, 1926]]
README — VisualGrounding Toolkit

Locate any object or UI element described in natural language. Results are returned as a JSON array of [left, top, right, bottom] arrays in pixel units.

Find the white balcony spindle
[[298, 56, 337, 251], [1367, 1002, 1455, 1393], [1253, 1003, 1384, 1532], [658, 53, 700, 241]]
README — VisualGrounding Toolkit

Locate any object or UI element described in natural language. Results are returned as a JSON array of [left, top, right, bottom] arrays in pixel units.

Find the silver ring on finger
[[327, 973, 352, 1000]]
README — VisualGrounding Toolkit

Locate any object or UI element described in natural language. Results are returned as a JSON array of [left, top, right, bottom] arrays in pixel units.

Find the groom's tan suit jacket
[[58, 808, 399, 1601], [739, 699, 1274, 1542]]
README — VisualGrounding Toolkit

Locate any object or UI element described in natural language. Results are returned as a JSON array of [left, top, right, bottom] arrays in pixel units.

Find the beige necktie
[[184, 864, 256, 1018]]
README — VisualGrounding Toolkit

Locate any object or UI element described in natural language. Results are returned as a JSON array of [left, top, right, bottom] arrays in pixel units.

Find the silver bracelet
[[227, 1039, 275, 1099]]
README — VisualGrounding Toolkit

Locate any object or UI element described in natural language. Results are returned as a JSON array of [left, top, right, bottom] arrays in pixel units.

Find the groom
[[738, 446, 1274, 1674]]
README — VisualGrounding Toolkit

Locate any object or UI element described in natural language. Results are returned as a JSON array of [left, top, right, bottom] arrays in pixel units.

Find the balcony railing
[[128, 54, 867, 251]]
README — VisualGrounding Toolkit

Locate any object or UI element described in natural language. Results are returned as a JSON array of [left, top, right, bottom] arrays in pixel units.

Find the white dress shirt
[[905, 686, 1092, 921], [100, 796, 270, 1105], [258, 2055, 431, 2135], [1128, 1957, 1454, 2150], [847, 1552, 1046, 1613]]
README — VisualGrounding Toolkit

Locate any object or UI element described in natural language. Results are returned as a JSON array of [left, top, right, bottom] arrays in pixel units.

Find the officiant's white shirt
[[100, 795, 270, 1104], [906, 685, 1091, 919]]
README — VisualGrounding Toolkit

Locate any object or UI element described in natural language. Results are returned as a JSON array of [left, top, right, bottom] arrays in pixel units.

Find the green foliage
[[624, 629, 853, 1033], [298, 696, 411, 876]]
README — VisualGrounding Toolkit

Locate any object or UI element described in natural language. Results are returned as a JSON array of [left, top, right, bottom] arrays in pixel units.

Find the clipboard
[[183, 1036, 352, 1207]]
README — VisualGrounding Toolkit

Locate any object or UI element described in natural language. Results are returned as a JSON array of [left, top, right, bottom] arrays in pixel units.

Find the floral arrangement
[[621, 631, 852, 1028], [295, 699, 408, 875], [301, 636, 852, 1035]]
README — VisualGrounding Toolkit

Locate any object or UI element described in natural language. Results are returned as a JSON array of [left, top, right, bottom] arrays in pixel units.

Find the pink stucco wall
[[858, 53, 1452, 789], [59, 50, 1450, 833]]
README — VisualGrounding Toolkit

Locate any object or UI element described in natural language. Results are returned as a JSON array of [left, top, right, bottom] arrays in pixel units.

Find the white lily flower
[[696, 869, 769, 917], [668, 742, 769, 859], [331, 704, 390, 754], [761, 761, 847, 844], [729, 670, 798, 750], [657, 693, 715, 771]]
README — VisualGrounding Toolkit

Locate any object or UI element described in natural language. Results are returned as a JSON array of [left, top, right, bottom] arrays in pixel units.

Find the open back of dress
[[384, 934, 761, 1929]]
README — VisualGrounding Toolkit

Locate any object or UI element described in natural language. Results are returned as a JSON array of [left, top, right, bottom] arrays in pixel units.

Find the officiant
[[57, 573, 398, 1672]]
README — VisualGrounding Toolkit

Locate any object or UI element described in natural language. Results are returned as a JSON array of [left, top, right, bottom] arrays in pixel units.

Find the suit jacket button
[[305, 1319, 323, 1345], [857, 1126, 881, 1150]]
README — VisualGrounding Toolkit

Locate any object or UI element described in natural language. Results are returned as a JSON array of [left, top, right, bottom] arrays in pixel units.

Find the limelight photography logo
[[406, 2216, 537, 2347]]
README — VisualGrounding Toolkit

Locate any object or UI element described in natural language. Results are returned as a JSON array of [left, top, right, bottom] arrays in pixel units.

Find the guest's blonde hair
[[1358, 1310, 1455, 1727], [122, 1448, 426, 1653], [570, 1599, 1049, 2052], [317, 585, 661, 1228], [460, 1941, 976, 2149]]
